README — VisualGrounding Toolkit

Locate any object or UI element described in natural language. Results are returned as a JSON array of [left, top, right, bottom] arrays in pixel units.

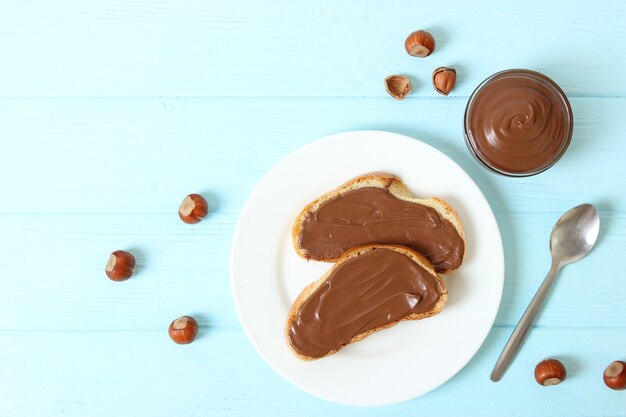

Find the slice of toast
[[292, 172, 466, 273], [285, 244, 448, 360]]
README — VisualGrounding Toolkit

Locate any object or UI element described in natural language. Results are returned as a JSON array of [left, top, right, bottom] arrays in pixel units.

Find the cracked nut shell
[[384, 75, 412, 100]]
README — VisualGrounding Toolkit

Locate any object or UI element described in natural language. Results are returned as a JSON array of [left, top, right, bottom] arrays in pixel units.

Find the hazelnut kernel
[[432, 67, 457, 96]]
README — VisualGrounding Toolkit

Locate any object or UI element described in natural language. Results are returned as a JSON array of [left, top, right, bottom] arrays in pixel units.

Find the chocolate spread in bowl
[[464, 69, 573, 176]]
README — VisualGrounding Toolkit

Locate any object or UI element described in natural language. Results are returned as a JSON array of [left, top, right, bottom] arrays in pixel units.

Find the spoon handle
[[490, 263, 560, 382]]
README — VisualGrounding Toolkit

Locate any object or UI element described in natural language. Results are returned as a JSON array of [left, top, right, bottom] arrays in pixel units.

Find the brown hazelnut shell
[[384, 75, 412, 100], [534, 358, 566, 386], [105, 250, 136, 281], [179, 194, 209, 224], [404, 30, 435, 58], [604, 360, 626, 390], [168, 316, 199, 345]]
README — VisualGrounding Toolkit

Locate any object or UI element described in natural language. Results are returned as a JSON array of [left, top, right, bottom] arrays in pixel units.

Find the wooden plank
[[0, 327, 624, 416], [0, 96, 624, 332], [0, 210, 623, 330], [0, 0, 624, 97], [0, 97, 624, 214]]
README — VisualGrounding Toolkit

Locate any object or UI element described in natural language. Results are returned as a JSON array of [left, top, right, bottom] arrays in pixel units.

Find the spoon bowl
[[550, 204, 600, 266]]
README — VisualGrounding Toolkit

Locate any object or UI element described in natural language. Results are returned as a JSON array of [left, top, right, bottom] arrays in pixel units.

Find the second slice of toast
[[286, 244, 448, 360]]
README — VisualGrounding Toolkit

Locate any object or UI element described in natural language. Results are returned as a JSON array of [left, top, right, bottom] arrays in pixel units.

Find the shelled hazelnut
[[432, 67, 456, 96]]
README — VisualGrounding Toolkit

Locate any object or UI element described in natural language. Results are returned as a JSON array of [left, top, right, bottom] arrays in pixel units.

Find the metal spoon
[[490, 204, 600, 382]]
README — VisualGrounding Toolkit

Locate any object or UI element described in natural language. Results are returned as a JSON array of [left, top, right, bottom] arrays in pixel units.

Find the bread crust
[[291, 172, 466, 273], [285, 244, 448, 361]]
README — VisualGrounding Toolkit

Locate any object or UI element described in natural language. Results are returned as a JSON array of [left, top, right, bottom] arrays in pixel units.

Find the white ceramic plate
[[230, 130, 504, 406]]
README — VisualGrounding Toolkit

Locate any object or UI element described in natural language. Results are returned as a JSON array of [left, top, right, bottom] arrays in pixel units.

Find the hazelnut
[[432, 67, 456, 96], [178, 194, 208, 224], [404, 30, 435, 58], [603, 360, 626, 390], [534, 358, 566, 386], [105, 250, 136, 281], [384, 75, 412, 100], [168, 316, 198, 344]]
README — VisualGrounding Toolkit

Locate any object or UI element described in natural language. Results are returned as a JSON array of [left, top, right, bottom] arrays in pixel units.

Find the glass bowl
[[463, 69, 573, 177]]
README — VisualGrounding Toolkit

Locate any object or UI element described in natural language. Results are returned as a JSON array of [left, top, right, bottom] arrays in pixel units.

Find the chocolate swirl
[[466, 70, 572, 175]]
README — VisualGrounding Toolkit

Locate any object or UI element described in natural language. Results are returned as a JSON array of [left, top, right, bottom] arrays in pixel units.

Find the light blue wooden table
[[1, 1, 625, 415]]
